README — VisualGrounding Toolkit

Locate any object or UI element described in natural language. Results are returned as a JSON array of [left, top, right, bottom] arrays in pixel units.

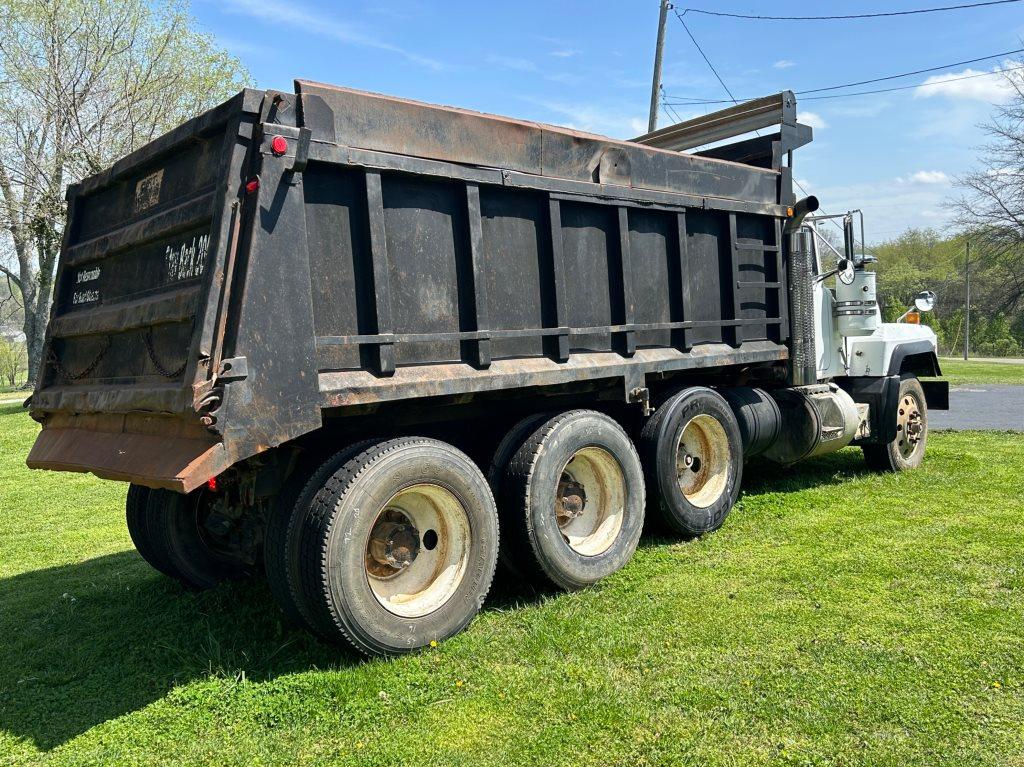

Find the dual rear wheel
[[268, 437, 499, 656], [126, 389, 745, 656], [125, 485, 250, 589]]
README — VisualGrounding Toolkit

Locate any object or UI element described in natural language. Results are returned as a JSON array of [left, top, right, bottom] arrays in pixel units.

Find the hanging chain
[[47, 335, 112, 382], [143, 326, 189, 378]]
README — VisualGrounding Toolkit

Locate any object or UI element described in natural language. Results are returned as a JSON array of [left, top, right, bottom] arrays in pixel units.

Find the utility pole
[[647, 0, 671, 134], [963, 239, 971, 361]]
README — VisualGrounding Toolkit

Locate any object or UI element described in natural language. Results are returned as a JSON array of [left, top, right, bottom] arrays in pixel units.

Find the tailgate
[[27, 90, 262, 490]]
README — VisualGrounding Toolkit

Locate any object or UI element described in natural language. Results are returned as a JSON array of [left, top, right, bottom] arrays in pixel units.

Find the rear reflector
[[206, 476, 218, 491], [271, 136, 288, 156], [245, 177, 260, 194]]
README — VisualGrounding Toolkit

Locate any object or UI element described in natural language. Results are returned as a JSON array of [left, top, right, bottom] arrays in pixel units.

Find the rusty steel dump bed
[[28, 82, 811, 491]]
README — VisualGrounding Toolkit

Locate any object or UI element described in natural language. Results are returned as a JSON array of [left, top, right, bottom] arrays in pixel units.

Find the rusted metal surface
[[28, 81, 809, 489], [319, 343, 788, 409], [27, 413, 227, 492], [296, 80, 780, 205]]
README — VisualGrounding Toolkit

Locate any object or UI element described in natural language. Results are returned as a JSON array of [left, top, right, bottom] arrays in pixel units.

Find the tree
[[951, 69, 1024, 321], [0, 0, 250, 387], [0, 336, 27, 386]]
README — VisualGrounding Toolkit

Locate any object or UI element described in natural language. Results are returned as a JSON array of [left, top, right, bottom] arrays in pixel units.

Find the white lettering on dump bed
[[73, 290, 99, 305], [165, 233, 210, 283], [76, 267, 100, 283]]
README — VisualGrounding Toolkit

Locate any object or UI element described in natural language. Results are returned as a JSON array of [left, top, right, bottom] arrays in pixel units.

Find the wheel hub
[[896, 393, 924, 458], [367, 511, 421, 575], [676, 415, 730, 508], [557, 476, 587, 522], [554, 448, 626, 556], [363, 484, 472, 618]]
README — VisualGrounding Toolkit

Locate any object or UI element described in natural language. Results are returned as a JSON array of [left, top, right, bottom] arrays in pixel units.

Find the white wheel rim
[[896, 391, 925, 459], [555, 447, 626, 557], [364, 483, 471, 618], [676, 414, 731, 508]]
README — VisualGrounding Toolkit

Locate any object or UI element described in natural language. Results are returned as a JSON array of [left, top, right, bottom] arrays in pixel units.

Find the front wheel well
[[898, 351, 941, 378], [887, 340, 942, 378]]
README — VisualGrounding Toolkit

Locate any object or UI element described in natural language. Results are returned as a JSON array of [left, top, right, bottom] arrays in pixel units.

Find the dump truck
[[26, 83, 947, 656]]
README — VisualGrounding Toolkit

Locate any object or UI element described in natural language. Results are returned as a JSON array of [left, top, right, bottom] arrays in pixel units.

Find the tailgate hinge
[[218, 356, 248, 382]]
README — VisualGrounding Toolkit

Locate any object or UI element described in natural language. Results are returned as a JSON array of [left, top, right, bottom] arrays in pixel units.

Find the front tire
[[863, 375, 928, 472], [296, 437, 500, 656]]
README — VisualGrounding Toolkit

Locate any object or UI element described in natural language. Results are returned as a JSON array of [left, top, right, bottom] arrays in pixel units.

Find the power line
[[678, 0, 1022, 21], [668, 8, 849, 240], [661, 94, 685, 124], [798, 47, 1024, 95], [802, 64, 1024, 100], [664, 62, 1024, 105], [673, 11, 739, 103], [663, 47, 1024, 103]]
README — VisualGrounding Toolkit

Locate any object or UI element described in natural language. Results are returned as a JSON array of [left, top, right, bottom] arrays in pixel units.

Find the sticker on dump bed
[[135, 168, 163, 212], [76, 266, 100, 283], [165, 233, 210, 283]]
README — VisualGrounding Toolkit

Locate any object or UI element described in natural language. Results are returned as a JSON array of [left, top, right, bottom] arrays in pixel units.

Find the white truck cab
[[760, 203, 949, 472], [804, 211, 940, 382]]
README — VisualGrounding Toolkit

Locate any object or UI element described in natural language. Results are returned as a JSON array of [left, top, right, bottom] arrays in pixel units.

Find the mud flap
[[921, 380, 949, 411]]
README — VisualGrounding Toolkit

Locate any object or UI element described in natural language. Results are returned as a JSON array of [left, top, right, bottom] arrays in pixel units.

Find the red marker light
[[245, 177, 260, 194], [271, 135, 288, 156], [206, 476, 218, 492]]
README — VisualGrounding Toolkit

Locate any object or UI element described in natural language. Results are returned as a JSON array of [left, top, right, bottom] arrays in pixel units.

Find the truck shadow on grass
[[0, 449, 871, 752]]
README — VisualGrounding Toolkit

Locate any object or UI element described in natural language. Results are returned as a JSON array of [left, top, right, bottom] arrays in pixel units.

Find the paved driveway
[[930, 384, 1024, 432]]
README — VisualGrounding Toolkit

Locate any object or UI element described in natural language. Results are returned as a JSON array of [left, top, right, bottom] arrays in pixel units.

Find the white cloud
[[550, 48, 580, 58], [546, 72, 585, 86], [773, 59, 796, 69], [902, 170, 950, 185], [521, 97, 648, 138], [487, 54, 537, 72], [914, 61, 1021, 103], [802, 175, 954, 240], [798, 111, 828, 130], [221, 0, 445, 71]]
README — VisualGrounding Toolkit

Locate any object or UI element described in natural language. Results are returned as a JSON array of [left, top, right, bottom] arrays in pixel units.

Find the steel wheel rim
[[364, 483, 471, 618], [896, 391, 925, 459], [676, 414, 731, 508], [555, 447, 626, 557]]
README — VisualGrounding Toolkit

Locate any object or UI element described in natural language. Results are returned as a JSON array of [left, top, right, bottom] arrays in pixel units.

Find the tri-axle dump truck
[[27, 83, 947, 656]]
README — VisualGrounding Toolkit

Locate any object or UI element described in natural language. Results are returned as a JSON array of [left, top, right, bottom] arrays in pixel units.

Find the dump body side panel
[[291, 83, 791, 409]]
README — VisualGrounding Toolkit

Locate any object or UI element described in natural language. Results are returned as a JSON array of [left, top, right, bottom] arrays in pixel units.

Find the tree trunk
[[24, 237, 58, 388], [24, 314, 45, 389]]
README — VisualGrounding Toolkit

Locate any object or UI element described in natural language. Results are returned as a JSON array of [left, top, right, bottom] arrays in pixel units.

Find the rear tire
[[264, 441, 374, 634], [296, 437, 500, 656], [501, 410, 646, 591], [125, 484, 179, 578], [863, 375, 928, 472], [146, 488, 249, 590], [487, 413, 549, 579], [639, 387, 743, 537]]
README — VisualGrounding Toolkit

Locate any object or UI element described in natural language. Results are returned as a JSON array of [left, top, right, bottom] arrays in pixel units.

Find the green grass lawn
[[936, 358, 1024, 386], [2, 402, 1023, 766]]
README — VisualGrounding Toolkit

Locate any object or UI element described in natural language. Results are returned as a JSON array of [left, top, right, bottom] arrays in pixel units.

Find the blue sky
[[193, 0, 1024, 242]]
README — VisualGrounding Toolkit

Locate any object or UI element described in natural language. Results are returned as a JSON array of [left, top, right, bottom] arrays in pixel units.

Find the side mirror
[[837, 257, 855, 285], [914, 290, 936, 313]]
